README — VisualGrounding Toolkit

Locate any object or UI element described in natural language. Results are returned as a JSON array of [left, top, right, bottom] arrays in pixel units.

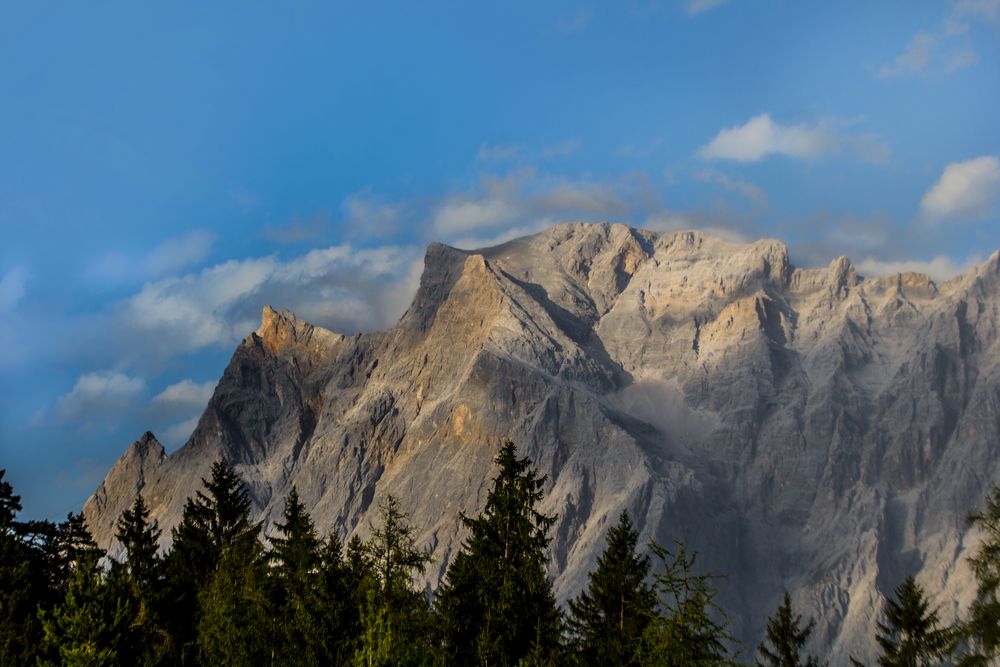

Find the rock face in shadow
[[84, 222, 1000, 663]]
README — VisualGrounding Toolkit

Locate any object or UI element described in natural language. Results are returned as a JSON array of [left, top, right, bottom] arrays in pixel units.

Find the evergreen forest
[[3, 442, 1000, 666]]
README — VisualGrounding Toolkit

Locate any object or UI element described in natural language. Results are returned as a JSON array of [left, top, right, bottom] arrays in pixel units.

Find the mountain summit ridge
[[84, 222, 1000, 662]]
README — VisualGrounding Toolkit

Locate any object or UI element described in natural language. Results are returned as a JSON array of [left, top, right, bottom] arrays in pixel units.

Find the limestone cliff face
[[84, 222, 1000, 663]]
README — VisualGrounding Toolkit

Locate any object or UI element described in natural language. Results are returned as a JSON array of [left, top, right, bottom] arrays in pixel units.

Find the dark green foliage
[[354, 494, 436, 666], [317, 532, 362, 664], [268, 486, 327, 665], [197, 530, 272, 665], [38, 551, 132, 666], [568, 510, 656, 666], [874, 576, 953, 666], [637, 541, 738, 666], [436, 441, 562, 666], [111, 494, 166, 665], [963, 484, 1000, 664], [757, 591, 823, 667], [115, 494, 162, 590], [164, 459, 261, 663], [52, 512, 105, 591], [0, 469, 49, 663]]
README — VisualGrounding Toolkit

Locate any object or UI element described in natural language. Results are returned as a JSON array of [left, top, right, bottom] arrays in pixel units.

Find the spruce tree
[[111, 494, 165, 665], [874, 576, 953, 667], [436, 441, 562, 666], [568, 510, 656, 666], [757, 591, 823, 667], [196, 529, 271, 665], [115, 494, 162, 590], [317, 531, 361, 664], [0, 470, 48, 663], [637, 541, 737, 666], [164, 459, 260, 663], [268, 486, 326, 666], [38, 552, 132, 666], [964, 484, 1000, 663], [353, 494, 435, 666]]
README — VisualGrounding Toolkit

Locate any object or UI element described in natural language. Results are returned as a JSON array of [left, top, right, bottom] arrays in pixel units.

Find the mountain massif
[[83, 222, 1000, 662]]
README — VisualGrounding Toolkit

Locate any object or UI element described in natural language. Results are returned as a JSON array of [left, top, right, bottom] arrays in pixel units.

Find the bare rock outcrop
[[84, 222, 1000, 663]]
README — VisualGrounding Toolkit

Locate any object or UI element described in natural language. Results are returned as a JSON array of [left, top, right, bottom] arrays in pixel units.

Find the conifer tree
[[115, 494, 162, 590], [268, 486, 326, 665], [637, 541, 737, 666], [353, 494, 435, 666], [51, 512, 105, 591], [874, 576, 953, 667], [164, 459, 260, 663], [38, 552, 132, 666], [757, 591, 823, 667], [110, 494, 165, 665], [196, 530, 271, 665], [436, 441, 562, 666], [0, 469, 48, 663], [568, 510, 656, 666], [963, 484, 1000, 664], [318, 531, 362, 664]]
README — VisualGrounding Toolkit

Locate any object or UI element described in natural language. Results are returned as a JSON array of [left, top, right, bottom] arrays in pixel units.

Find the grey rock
[[84, 222, 1000, 663]]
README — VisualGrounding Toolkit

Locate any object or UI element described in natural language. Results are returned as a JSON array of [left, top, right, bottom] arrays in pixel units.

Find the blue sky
[[1, 1, 999, 518]]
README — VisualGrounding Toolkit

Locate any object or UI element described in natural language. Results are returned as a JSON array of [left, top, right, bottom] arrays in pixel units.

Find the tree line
[[3, 442, 1000, 666]]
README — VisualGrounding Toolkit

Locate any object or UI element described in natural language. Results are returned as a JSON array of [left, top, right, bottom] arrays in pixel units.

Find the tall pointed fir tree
[[38, 520, 132, 666], [637, 541, 737, 666], [757, 591, 823, 667], [0, 469, 49, 663], [267, 486, 326, 666], [436, 441, 562, 666], [111, 494, 165, 665], [963, 484, 1000, 664], [874, 576, 953, 667], [568, 510, 656, 666], [164, 459, 263, 664], [353, 494, 435, 667]]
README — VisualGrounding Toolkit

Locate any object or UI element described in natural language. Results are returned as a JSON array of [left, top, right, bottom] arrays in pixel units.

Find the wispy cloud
[[876, 1, 995, 77], [88, 230, 215, 282], [341, 190, 405, 238], [920, 155, 1000, 222], [556, 9, 594, 32], [55, 371, 146, 425], [0, 268, 27, 314], [855, 255, 979, 282], [699, 114, 888, 163], [262, 211, 332, 244], [686, 0, 729, 15], [695, 169, 768, 209], [477, 144, 522, 163]]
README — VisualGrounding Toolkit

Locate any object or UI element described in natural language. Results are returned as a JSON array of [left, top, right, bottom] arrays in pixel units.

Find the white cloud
[[877, 32, 937, 77], [108, 243, 422, 361], [56, 371, 146, 424], [341, 191, 404, 238], [879, 1, 995, 77], [162, 416, 200, 447], [477, 144, 522, 162], [152, 379, 216, 411], [687, 0, 729, 15], [695, 169, 768, 209], [0, 268, 27, 314], [88, 230, 215, 282], [262, 211, 332, 244], [920, 156, 1000, 221], [856, 255, 979, 282], [699, 114, 887, 163]]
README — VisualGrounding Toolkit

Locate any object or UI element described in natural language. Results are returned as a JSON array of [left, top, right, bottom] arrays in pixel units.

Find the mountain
[[83, 222, 1000, 662]]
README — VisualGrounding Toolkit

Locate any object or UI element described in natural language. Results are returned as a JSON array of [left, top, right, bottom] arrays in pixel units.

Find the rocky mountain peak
[[83, 222, 1000, 664]]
